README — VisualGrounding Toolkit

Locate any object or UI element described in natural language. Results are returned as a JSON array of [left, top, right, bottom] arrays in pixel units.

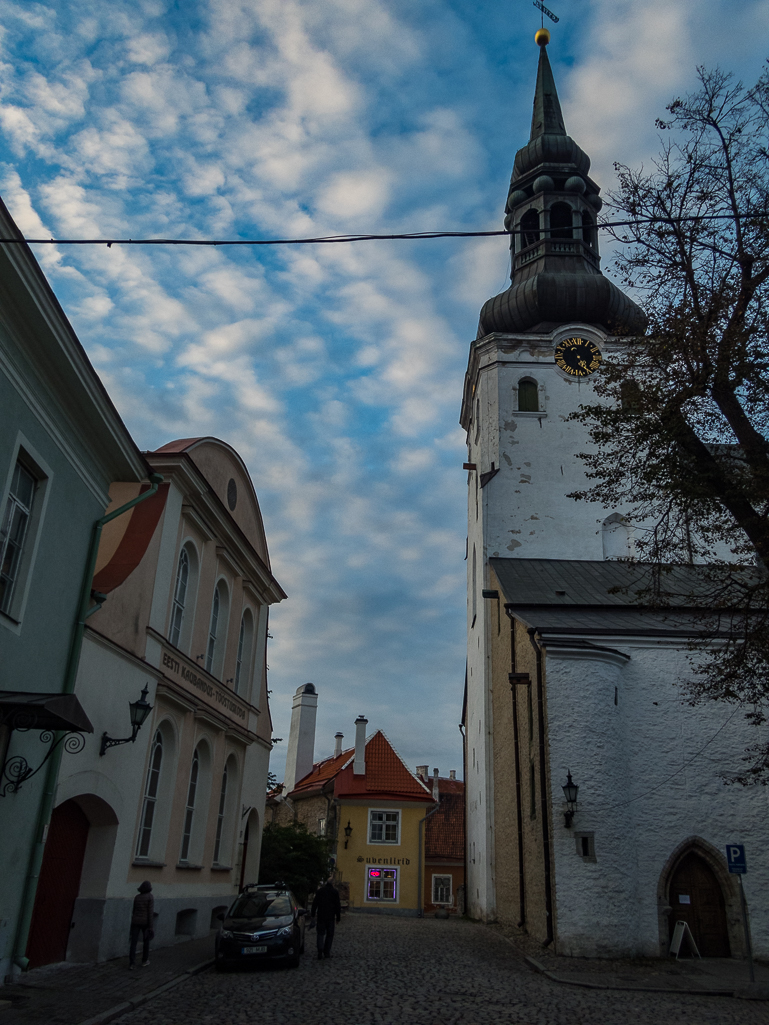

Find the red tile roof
[[287, 731, 434, 803], [425, 777, 465, 861], [152, 438, 204, 453]]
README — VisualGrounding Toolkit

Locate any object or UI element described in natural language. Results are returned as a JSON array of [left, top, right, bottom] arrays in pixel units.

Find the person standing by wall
[[129, 881, 154, 969], [311, 878, 341, 960]]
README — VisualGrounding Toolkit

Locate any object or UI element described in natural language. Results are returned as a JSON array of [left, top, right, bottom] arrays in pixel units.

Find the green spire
[[530, 42, 566, 139]]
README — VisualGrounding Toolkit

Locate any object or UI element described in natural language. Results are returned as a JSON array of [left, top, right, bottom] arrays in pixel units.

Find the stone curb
[[75, 958, 214, 1025], [523, 954, 740, 998]]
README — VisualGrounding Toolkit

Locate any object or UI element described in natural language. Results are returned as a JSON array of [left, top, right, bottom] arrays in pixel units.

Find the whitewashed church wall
[[546, 642, 768, 957]]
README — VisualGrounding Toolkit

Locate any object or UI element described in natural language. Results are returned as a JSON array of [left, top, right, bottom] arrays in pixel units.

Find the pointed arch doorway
[[668, 851, 730, 957]]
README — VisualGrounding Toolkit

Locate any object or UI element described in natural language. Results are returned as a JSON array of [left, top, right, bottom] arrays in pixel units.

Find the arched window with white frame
[[168, 541, 199, 653], [134, 719, 177, 863], [180, 748, 199, 863], [205, 580, 230, 679], [517, 378, 539, 412], [136, 730, 163, 859], [234, 608, 254, 695], [212, 754, 239, 867]]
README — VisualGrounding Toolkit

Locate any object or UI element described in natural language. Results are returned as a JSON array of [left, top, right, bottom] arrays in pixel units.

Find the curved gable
[[154, 437, 270, 567]]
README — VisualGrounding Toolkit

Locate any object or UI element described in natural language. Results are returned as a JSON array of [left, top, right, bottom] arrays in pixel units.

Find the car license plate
[[242, 945, 267, 954]]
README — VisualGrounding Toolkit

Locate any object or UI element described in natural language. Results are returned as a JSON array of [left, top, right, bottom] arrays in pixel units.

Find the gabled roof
[[287, 730, 434, 804], [425, 777, 464, 862]]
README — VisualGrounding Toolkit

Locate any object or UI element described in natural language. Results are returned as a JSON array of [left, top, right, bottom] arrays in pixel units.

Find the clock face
[[554, 337, 602, 377]]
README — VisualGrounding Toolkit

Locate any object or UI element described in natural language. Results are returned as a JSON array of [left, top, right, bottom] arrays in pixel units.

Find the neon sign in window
[[367, 867, 397, 901]]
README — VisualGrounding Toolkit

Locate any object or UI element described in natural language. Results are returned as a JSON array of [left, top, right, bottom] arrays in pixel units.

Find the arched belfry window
[[518, 379, 539, 412], [582, 211, 595, 248], [550, 202, 573, 240], [521, 209, 540, 248]]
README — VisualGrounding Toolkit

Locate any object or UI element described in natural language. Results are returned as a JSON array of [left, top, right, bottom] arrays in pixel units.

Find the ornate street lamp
[[100, 685, 153, 756], [343, 821, 353, 848], [562, 770, 579, 828]]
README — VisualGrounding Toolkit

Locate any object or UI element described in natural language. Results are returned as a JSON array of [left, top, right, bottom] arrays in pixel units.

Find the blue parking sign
[[726, 844, 747, 874]]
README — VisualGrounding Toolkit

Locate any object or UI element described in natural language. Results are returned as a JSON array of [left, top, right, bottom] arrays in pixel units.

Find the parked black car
[[215, 884, 307, 970]]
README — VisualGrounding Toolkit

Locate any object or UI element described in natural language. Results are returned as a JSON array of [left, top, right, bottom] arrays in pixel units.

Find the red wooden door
[[669, 852, 730, 957], [27, 800, 90, 968]]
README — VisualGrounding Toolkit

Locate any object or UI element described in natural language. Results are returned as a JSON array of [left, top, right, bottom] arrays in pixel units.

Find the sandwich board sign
[[726, 844, 747, 874], [669, 920, 700, 959]]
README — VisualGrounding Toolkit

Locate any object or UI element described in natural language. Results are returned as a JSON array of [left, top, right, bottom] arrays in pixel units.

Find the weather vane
[[533, 0, 559, 25]]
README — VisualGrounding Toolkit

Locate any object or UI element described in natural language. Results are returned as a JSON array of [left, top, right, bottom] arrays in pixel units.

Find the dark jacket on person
[[131, 881, 154, 927], [311, 881, 341, 923]]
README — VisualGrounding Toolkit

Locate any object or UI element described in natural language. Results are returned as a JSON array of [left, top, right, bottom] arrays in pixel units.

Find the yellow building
[[272, 715, 435, 915]]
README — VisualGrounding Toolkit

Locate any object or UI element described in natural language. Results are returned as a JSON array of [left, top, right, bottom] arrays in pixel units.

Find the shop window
[[367, 867, 397, 901], [369, 809, 400, 844]]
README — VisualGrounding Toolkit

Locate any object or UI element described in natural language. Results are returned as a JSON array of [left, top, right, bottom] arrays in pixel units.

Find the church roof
[[489, 558, 756, 639], [477, 38, 645, 338]]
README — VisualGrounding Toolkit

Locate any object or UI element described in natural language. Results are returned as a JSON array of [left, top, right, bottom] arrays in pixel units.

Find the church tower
[[459, 34, 766, 960]]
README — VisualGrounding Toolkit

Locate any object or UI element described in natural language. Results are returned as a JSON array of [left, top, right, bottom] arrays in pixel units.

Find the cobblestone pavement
[[118, 914, 767, 1025], [0, 934, 213, 1025]]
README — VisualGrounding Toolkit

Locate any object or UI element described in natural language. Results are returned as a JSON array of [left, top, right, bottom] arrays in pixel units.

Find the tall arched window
[[136, 731, 163, 858], [521, 209, 540, 248], [205, 590, 219, 673], [518, 379, 539, 412], [471, 545, 477, 624], [234, 609, 254, 695], [180, 749, 199, 863], [169, 549, 189, 647], [550, 202, 573, 239], [213, 763, 228, 865]]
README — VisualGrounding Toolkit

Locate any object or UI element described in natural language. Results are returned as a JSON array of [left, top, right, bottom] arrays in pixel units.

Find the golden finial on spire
[[535, 27, 551, 46]]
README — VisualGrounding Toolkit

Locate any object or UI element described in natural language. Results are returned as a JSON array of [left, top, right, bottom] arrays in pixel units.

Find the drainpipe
[[504, 607, 526, 932], [528, 629, 554, 948], [417, 794, 441, 918], [459, 721, 467, 916], [13, 474, 164, 971]]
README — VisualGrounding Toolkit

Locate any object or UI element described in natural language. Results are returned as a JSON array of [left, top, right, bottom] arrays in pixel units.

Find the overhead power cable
[[1, 209, 767, 247]]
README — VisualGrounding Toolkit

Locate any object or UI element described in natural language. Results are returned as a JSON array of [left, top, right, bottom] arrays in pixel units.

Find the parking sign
[[726, 844, 747, 874]]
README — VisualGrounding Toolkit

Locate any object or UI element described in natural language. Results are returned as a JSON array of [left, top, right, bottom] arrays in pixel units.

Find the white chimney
[[433, 768, 440, 800], [353, 715, 368, 775], [416, 765, 428, 780], [283, 684, 318, 793], [334, 732, 344, 757], [449, 770, 456, 780]]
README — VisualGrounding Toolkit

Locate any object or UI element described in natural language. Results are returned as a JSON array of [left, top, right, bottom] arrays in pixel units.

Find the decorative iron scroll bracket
[[0, 712, 86, 797]]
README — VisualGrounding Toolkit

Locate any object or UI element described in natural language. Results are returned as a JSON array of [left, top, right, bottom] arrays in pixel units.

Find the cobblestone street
[[118, 914, 765, 1025]]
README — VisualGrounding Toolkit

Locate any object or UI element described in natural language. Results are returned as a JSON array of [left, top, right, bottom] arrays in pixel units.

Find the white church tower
[[460, 31, 768, 960]]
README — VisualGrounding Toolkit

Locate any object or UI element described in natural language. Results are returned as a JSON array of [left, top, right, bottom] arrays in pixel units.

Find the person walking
[[129, 880, 154, 969], [311, 877, 341, 960]]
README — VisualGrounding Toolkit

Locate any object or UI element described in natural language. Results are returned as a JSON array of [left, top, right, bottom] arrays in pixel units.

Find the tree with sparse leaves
[[258, 822, 331, 905], [570, 64, 769, 781]]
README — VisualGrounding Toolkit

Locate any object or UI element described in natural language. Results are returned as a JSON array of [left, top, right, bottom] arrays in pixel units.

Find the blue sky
[[2, 0, 767, 782]]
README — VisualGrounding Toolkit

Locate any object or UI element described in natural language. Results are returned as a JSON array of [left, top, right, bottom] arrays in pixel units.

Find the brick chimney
[[283, 683, 318, 793], [353, 715, 368, 775], [449, 770, 456, 780]]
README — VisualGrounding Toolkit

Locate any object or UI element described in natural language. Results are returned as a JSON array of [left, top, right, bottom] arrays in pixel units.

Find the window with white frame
[[432, 874, 453, 905], [0, 461, 37, 616], [367, 866, 397, 901], [169, 548, 189, 647], [317, 817, 326, 837], [368, 809, 400, 844], [136, 730, 163, 858], [234, 608, 254, 694], [205, 589, 220, 673], [180, 749, 200, 862], [212, 763, 228, 864]]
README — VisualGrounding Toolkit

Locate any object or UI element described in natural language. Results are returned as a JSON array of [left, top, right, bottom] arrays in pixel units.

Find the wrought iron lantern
[[562, 770, 579, 828], [100, 685, 153, 756], [344, 820, 353, 848]]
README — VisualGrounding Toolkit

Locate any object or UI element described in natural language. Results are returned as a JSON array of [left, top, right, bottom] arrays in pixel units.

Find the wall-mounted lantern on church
[[562, 771, 579, 828]]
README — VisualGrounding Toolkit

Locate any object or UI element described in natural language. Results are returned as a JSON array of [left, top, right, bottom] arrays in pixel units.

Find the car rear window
[[229, 892, 292, 918]]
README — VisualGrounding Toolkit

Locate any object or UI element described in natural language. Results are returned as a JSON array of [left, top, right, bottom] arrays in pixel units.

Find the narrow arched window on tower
[[518, 379, 539, 412], [582, 211, 595, 248], [520, 209, 540, 248], [621, 380, 642, 413], [550, 202, 573, 240]]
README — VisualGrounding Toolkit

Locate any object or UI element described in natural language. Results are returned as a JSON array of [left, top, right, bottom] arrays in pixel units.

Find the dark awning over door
[[0, 692, 94, 733]]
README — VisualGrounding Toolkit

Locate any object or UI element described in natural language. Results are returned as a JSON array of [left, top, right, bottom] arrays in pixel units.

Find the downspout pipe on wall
[[13, 474, 164, 971], [417, 796, 441, 918], [528, 628, 554, 948], [504, 606, 527, 932]]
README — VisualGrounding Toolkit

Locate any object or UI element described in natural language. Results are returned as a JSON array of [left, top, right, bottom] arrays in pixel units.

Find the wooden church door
[[668, 852, 730, 957], [27, 800, 90, 968]]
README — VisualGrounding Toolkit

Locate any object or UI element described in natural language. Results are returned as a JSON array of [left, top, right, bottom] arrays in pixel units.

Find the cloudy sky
[[2, 0, 767, 782]]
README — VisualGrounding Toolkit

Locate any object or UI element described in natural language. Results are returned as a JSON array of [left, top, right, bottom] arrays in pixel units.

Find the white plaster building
[[461, 35, 768, 959]]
